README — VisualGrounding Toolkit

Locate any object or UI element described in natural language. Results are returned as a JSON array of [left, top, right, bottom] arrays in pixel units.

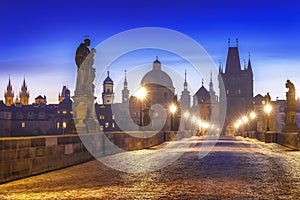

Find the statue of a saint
[[283, 79, 299, 132], [286, 79, 296, 108], [74, 39, 96, 96], [265, 92, 271, 104], [75, 39, 91, 70]]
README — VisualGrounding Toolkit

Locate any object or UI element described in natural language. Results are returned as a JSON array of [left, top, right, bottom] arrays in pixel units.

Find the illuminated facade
[[0, 80, 74, 137]]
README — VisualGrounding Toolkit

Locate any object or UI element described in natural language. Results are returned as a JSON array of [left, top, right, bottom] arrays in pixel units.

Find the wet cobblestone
[[1, 136, 300, 199]]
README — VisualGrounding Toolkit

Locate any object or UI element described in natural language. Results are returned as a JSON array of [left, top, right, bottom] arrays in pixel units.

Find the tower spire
[[122, 69, 129, 103], [236, 38, 238, 47], [124, 69, 128, 87], [5, 76, 14, 106], [183, 69, 188, 90], [228, 38, 230, 47], [209, 71, 216, 98], [20, 76, 29, 105]]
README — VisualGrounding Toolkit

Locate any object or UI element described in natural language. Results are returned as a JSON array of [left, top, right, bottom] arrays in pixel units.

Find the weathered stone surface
[[45, 137, 57, 147], [64, 144, 73, 155], [1, 136, 300, 199], [57, 136, 70, 145], [31, 138, 45, 147], [0, 131, 181, 183]]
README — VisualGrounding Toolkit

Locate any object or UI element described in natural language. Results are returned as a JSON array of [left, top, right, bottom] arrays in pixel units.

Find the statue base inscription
[[283, 110, 299, 133], [73, 95, 100, 134]]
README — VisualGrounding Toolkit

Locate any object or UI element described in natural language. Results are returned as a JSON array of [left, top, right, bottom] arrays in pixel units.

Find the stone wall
[[243, 131, 300, 150], [277, 132, 300, 150], [0, 131, 192, 183], [0, 135, 93, 183]]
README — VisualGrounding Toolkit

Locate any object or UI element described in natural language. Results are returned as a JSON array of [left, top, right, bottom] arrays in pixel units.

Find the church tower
[[102, 71, 114, 105], [180, 70, 191, 111], [4, 77, 14, 106], [219, 39, 253, 132], [209, 71, 218, 101], [19, 78, 29, 105], [122, 70, 129, 103], [59, 85, 71, 103]]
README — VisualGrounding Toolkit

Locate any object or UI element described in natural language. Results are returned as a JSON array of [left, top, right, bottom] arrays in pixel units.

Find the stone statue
[[286, 79, 296, 108], [73, 39, 99, 134], [75, 39, 91, 70], [265, 92, 271, 104], [283, 79, 299, 133], [75, 39, 96, 96]]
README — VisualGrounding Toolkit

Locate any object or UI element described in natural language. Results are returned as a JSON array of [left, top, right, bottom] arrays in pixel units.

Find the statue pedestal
[[283, 110, 299, 133], [72, 95, 100, 134]]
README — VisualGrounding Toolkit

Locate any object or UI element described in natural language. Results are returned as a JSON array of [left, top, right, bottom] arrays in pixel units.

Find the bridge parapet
[[0, 131, 192, 183]]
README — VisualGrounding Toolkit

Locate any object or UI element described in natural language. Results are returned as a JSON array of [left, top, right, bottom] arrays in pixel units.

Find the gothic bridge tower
[[219, 39, 253, 133]]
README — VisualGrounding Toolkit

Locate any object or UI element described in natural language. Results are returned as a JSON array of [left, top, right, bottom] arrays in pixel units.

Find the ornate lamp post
[[169, 104, 177, 131], [264, 104, 272, 131], [183, 111, 190, 130], [136, 87, 147, 129]]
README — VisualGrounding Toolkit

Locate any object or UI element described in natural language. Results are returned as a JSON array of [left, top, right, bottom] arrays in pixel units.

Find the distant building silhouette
[[0, 80, 74, 137]]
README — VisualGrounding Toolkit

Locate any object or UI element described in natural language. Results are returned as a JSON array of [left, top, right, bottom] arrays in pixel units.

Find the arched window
[[28, 112, 34, 119], [38, 112, 45, 119], [16, 112, 23, 119]]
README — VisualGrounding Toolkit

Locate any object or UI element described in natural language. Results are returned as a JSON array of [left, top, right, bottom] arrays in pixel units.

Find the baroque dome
[[140, 58, 174, 91]]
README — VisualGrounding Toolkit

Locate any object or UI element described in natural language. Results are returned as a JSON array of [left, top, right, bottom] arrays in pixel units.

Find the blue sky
[[0, 0, 300, 103]]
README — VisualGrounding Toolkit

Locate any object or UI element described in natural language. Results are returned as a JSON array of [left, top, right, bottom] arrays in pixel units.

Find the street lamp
[[169, 104, 177, 131], [183, 111, 190, 130], [264, 104, 272, 131], [250, 111, 256, 120], [136, 87, 147, 129]]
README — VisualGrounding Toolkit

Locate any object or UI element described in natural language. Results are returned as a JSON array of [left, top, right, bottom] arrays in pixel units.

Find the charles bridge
[[0, 130, 300, 199]]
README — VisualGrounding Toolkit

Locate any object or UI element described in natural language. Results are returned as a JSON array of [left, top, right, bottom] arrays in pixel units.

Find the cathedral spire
[[209, 71, 214, 93], [19, 77, 29, 105], [247, 53, 253, 74], [183, 69, 188, 90], [122, 70, 129, 103], [5, 76, 14, 106], [180, 69, 191, 111], [124, 70, 128, 87]]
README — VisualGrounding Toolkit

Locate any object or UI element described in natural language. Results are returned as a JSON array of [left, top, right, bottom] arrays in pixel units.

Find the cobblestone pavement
[[1, 136, 300, 199]]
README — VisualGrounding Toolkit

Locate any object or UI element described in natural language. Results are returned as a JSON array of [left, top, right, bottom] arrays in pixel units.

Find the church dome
[[140, 58, 174, 90]]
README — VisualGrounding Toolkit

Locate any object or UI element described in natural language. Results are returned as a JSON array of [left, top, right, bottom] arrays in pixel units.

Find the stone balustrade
[[0, 131, 192, 183]]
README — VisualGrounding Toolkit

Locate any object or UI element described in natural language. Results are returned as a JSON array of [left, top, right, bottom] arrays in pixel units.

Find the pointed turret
[[59, 85, 71, 103], [122, 70, 129, 103], [183, 70, 188, 90], [180, 69, 190, 110], [224, 43, 242, 74], [102, 71, 114, 104], [247, 54, 253, 74], [209, 71, 213, 92], [19, 77, 29, 105], [4, 77, 14, 106]]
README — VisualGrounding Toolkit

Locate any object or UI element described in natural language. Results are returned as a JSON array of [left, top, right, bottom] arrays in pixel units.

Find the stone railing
[[239, 131, 300, 150], [0, 131, 192, 183]]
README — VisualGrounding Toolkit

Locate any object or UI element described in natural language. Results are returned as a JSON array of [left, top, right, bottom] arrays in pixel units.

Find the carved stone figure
[[75, 39, 91, 70], [286, 79, 296, 108], [73, 39, 99, 134], [283, 79, 299, 133], [75, 39, 96, 97], [265, 92, 271, 104]]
